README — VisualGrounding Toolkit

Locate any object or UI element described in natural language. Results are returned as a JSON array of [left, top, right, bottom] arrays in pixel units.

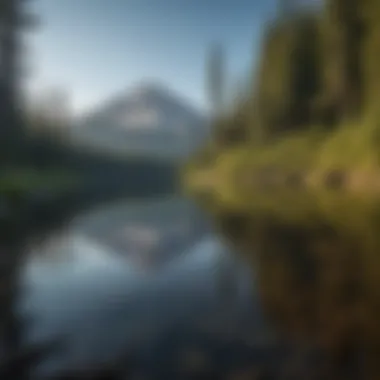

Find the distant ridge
[[70, 81, 208, 160], [77, 80, 207, 126]]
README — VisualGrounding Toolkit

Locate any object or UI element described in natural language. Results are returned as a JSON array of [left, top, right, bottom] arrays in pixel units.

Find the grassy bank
[[184, 116, 380, 203], [184, 0, 380, 200]]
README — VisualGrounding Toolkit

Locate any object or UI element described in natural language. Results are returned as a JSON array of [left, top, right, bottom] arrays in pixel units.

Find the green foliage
[[254, 13, 322, 138], [206, 43, 225, 117], [0, 168, 77, 193], [187, 0, 380, 192]]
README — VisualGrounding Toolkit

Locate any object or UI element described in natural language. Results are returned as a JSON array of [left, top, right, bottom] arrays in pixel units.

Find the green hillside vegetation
[[186, 0, 380, 197]]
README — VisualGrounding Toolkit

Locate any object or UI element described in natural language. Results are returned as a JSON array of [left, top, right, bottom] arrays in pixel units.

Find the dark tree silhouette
[[206, 43, 225, 121], [0, 0, 37, 162]]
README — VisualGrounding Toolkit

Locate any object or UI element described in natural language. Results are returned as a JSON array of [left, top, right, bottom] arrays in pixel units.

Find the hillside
[[185, 0, 380, 198], [70, 82, 208, 160]]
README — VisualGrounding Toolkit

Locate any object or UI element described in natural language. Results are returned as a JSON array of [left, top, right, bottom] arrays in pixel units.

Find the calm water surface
[[13, 192, 380, 379], [16, 196, 275, 378]]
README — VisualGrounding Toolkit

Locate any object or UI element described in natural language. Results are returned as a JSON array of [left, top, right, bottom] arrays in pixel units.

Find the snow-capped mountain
[[70, 82, 209, 160]]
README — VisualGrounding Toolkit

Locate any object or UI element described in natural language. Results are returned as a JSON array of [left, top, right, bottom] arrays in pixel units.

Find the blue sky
[[27, 0, 278, 115]]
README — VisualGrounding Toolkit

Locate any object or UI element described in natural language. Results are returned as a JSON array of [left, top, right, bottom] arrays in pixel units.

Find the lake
[[6, 191, 380, 379], [10, 196, 275, 379]]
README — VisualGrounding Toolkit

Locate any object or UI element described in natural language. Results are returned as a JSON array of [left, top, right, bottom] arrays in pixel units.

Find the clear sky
[[27, 0, 279, 115]]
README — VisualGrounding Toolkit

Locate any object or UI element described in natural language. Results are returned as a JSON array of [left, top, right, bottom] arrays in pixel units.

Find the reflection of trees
[[215, 197, 380, 379], [0, 0, 35, 377], [0, 206, 37, 378]]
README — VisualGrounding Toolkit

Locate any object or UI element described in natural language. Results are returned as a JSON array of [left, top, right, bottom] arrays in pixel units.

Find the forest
[[186, 0, 380, 196]]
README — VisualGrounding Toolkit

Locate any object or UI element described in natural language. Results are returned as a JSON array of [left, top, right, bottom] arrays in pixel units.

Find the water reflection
[[10, 192, 380, 379], [16, 197, 276, 379], [215, 192, 380, 379]]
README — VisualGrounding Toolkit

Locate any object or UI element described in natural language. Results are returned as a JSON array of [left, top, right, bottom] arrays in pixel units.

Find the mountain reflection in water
[[9, 193, 380, 379], [15, 197, 274, 379]]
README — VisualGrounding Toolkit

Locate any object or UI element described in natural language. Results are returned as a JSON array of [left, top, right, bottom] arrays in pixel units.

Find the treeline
[[22, 131, 178, 190], [203, 0, 380, 153]]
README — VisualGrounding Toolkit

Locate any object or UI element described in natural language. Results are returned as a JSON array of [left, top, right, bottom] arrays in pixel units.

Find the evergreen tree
[[206, 42, 225, 120], [0, 1, 39, 373], [0, 0, 37, 162]]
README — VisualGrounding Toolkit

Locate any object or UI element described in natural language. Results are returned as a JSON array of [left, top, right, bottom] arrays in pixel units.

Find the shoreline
[[184, 161, 380, 206]]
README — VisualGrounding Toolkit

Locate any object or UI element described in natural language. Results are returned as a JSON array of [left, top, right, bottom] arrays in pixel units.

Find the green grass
[[0, 167, 79, 194], [316, 119, 380, 171], [185, 115, 380, 202], [239, 130, 324, 170]]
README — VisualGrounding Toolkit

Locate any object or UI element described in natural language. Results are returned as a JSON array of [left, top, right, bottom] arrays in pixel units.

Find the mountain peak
[[129, 81, 169, 99], [73, 80, 208, 159], [126, 80, 202, 117]]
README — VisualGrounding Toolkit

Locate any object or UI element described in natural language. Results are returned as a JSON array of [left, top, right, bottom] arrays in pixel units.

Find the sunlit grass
[[184, 117, 380, 201], [317, 119, 380, 171]]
